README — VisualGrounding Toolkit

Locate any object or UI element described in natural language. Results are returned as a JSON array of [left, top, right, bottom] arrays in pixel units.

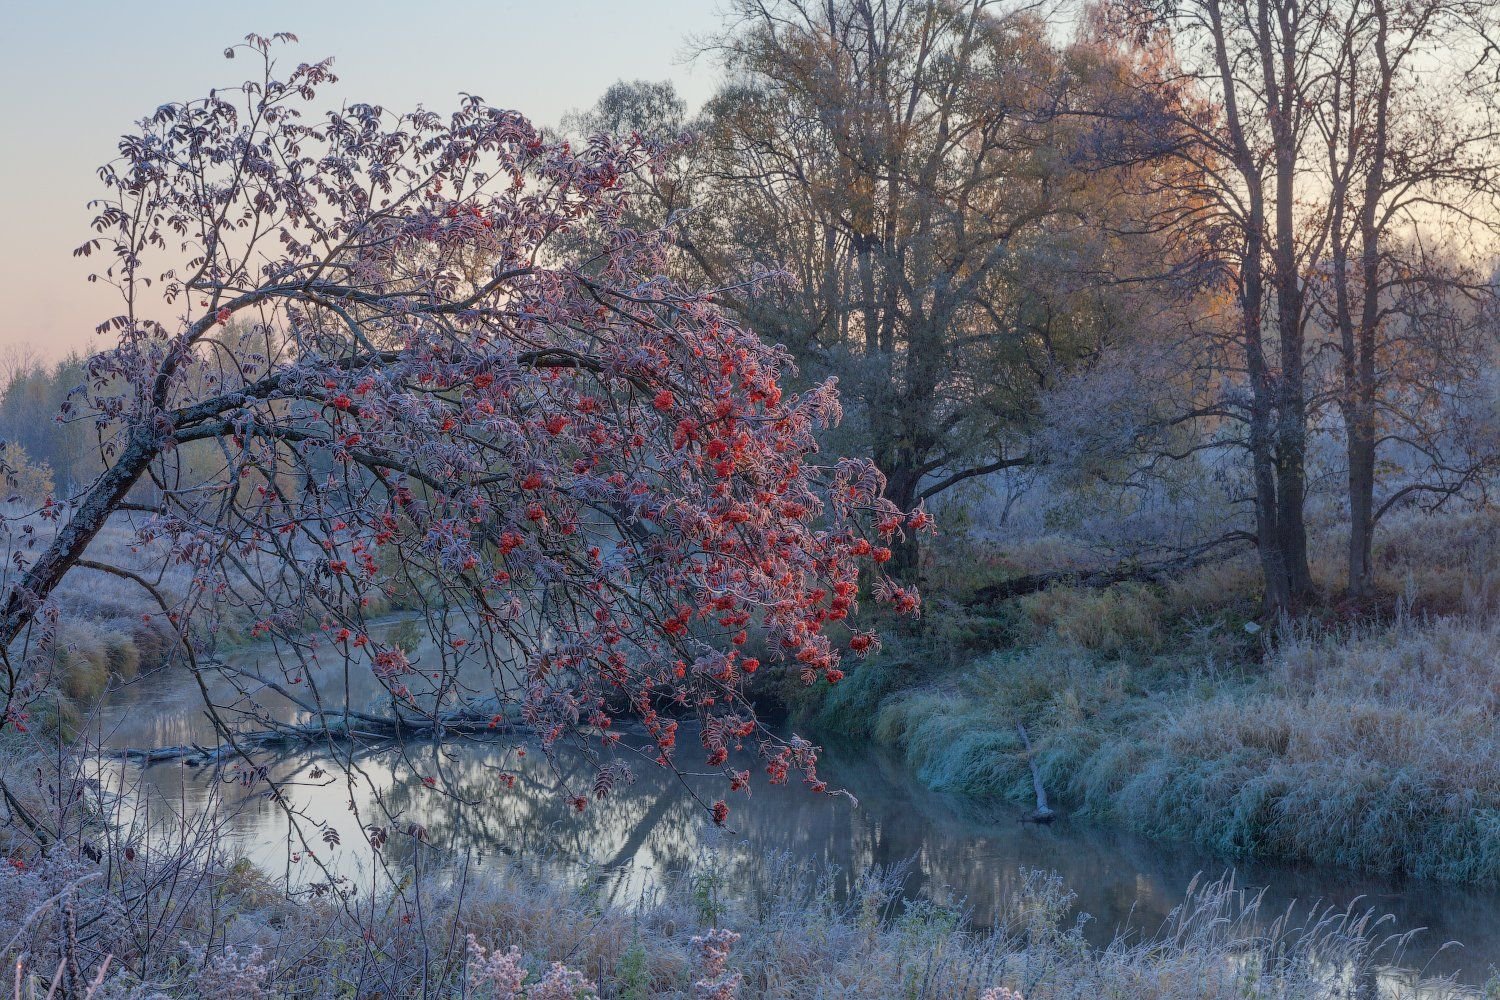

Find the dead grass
[[1019, 583, 1167, 653], [1105, 614, 1500, 880]]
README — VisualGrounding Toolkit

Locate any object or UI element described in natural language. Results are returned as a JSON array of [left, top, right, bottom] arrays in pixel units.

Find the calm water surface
[[89, 631, 1500, 991]]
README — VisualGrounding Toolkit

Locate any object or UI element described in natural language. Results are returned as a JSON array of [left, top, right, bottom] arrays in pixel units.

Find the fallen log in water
[[106, 707, 528, 766]]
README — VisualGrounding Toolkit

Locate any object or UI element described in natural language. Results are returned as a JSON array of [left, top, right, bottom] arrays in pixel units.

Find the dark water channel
[[90, 634, 1500, 993]]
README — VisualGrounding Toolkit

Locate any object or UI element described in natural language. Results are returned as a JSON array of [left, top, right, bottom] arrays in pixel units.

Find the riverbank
[[0, 504, 432, 739], [794, 510, 1500, 883], [25, 503, 1500, 889]]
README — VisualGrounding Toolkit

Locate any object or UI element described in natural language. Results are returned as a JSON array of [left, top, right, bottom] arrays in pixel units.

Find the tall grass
[[1095, 615, 1500, 880], [813, 509, 1500, 883], [856, 614, 1500, 881], [0, 841, 1476, 998]]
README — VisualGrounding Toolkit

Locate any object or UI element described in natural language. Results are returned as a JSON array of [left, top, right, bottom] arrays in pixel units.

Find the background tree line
[[568, 0, 1500, 611], [4, 0, 1498, 613]]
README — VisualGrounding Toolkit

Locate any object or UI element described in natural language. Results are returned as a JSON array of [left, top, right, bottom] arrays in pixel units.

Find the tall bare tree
[[1312, 0, 1500, 596], [1105, 0, 1500, 606]]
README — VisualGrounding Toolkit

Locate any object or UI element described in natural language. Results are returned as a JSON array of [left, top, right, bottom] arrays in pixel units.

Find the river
[[86, 627, 1500, 993]]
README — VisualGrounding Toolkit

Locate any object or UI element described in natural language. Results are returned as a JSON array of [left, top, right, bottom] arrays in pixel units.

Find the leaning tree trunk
[[0, 426, 161, 648], [0, 304, 234, 653]]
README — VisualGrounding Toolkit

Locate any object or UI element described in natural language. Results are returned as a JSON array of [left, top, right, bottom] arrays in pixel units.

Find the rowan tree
[[0, 35, 923, 827]]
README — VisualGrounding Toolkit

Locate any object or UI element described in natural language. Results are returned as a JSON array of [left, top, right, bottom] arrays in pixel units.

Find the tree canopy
[[0, 35, 923, 823]]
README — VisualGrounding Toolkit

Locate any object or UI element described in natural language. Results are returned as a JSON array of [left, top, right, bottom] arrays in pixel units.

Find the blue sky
[[0, 0, 723, 360]]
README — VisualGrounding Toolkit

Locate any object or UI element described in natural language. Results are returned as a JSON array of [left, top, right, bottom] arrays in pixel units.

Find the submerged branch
[[1015, 723, 1055, 824], [105, 705, 529, 766]]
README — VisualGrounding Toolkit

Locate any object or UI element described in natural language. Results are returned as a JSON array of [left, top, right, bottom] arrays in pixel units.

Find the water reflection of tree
[[97, 685, 1500, 983]]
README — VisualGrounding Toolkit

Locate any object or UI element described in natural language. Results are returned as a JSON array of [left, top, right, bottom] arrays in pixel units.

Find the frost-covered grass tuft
[[0, 837, 1475, 998], [861, 613, 1500, 881], [826, 509, 1500, 883]]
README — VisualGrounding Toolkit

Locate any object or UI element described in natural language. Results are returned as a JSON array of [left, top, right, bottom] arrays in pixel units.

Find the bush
[[1019, 584, 1165, 653], [52, 622, 110, 702], [100, 630, 141, 680]]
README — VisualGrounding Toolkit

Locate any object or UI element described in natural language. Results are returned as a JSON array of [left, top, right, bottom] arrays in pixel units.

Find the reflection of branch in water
[[599, 787, 677, 870]]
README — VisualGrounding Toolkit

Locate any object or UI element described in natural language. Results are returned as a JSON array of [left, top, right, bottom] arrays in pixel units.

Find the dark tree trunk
[[876, 450, 923, 582], [1269, 44, 1315, 606], [1241, 196, 1300, 615], [1346, 0, 1391, 601], [1346, 427, 1377, 598], [1205, 0, 1314, 616]]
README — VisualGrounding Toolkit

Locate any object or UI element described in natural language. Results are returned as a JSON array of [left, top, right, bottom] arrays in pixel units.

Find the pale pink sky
[[0, 0, 720, 362]]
